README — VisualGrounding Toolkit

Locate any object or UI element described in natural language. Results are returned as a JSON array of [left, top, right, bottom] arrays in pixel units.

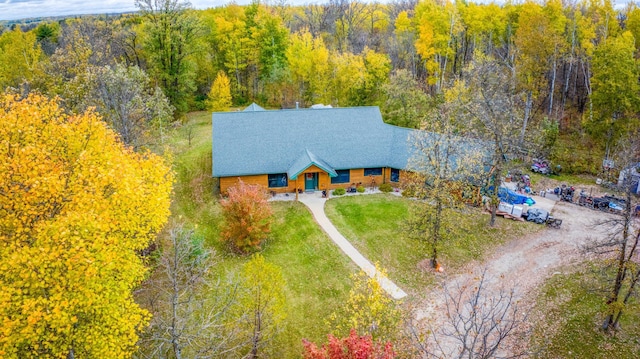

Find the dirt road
[[416, 194, 616, 356]]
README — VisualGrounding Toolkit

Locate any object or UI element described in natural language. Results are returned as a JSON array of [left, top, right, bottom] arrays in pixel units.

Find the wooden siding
[[219, 167, 407, 195], [346, 168, 383, 189], [220, 175, 269, 194]]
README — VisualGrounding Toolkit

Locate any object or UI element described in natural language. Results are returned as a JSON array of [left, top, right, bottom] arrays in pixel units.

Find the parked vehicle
[[577, 190, 627, 214], [593, 197, 610, 211], [578, 190, 594, 208], [553, 184, 575, 202], [604, 195, 626, 214], [531, 159, 550, 175]]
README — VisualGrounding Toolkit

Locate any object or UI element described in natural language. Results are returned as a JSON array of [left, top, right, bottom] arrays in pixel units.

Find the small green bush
[[379, 183, 393, 193], [333, 188, 346, 196], [356, 186, 365, 193]]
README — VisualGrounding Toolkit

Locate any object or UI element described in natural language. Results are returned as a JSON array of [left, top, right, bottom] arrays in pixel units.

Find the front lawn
[[324, 194, 538, 293], [264, 201, 357, 355]]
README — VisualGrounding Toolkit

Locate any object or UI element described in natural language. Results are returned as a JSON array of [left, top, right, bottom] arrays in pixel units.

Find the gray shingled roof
[[287, 149, 338, 179], [212, 106, 416, 178]]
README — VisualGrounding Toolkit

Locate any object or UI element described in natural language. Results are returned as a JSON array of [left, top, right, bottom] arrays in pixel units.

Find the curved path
[[296, 193, 408, 300]]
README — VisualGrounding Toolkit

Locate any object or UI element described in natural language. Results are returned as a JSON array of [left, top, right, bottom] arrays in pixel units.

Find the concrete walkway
[[296, 192, 408, 300]]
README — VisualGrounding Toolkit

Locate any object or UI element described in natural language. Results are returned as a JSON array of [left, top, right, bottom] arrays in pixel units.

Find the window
[[390, 168, 400, 182], [268, 173, 288, 188], [331, 169, 350, 184], [364, 167, 383, 176]]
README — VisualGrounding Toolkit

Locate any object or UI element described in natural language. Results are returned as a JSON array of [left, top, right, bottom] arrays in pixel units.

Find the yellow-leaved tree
[[0, 26, 44, 89], [0, 93, 173, 358], [206, 71, 232, 111], [328, 269, 401, 343], [235, 254, 286, 359]]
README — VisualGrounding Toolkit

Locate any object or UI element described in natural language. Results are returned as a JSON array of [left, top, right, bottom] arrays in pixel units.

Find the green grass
[[324, 194, 538, 294], [264, 202, 356, 355], [528, 171, 598, 187], [162, 112, 355, 357], [530, 264, 640, 358]]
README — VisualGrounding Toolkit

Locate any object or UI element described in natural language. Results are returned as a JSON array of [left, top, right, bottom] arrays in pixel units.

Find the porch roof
[[287, 149, 338, 180]]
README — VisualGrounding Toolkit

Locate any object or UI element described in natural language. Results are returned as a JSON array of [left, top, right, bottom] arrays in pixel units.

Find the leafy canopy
[[328, 269, 402, 343], [302, 329, 395, 359], [220, 179, 273, 253], [0, 93, 173, 358], [206, 71, 232, 111]]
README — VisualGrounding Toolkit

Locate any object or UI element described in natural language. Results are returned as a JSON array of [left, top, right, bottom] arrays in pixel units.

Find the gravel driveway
[[416, 193, 618, 356]]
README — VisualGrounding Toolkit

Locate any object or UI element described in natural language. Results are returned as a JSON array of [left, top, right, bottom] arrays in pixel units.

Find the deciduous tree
[[381, 69, 430, 129], [220, 179, 274, 253], [136, 222, 241, 359], [408, 269, 527, 358], [302, 329, 395, 359], [587, 31, 640, 156], [585, 130, 640, 332], [89, 63, 174, 150], [206, 71, 233, 111], [235, 254, 286, 359], [415, 0, 459, 92], [136, 0, 201, 117], [329, 269, 402, 343], [352, 48, 391, 105], [286, 30, 330, 105], [247, 3, 290, 98], [513, 0, 567, 141], [0, 26, 43, 90], [405, 103, 482, 268], [204, 5, 251, 101], [0, 92, 173, 358], [391, 10, 417, 75], [449, 56, 523, 227]]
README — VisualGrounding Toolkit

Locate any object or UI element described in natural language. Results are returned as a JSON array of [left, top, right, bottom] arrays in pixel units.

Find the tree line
[[2, 0, 640, 173]]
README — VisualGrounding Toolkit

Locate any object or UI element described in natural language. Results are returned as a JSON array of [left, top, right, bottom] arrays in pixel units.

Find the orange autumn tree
[[302, 329, 395, 359], [0, 93, 173, 358], [220, 179, 273, 253]]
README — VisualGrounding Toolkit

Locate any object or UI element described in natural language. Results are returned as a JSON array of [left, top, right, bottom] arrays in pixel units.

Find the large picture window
[[364, 167, 383, 176], [331, 169, 350, 184], [390, 168, 400, 182], [268, 173, 288, 188]]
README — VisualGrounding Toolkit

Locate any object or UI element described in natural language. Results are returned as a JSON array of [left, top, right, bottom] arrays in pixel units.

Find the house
[[212, 105, 418, 194]]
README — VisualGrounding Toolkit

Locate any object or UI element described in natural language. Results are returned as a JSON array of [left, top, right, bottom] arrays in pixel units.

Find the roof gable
[[243, 102, 266, 112], [288, 149, 338, 179]]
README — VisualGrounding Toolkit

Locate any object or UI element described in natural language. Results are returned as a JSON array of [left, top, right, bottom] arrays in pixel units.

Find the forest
[[2, 0, 640, 357], [1, 0, 639, 173]]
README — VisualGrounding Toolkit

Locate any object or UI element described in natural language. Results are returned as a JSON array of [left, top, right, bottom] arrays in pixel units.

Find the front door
[[305, 173, 318, 191]]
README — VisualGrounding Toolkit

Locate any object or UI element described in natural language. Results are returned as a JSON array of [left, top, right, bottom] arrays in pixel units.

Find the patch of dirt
[[415, 194, 619, 355], [416, 259, 432, 273]]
